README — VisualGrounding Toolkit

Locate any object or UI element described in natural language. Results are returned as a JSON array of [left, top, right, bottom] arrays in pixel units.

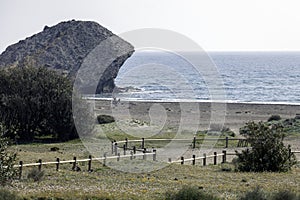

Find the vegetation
[[0, 66, 77, 142], [240, 187, 300, 200], [0, 124, 17, 186], [5, 139, 299, 200], [0, 189, 21, 200], [165, 185, 220, 200], [27, 168, 45, 182], [272, 190, 300, 200], [236, 121, 297, 172], [267, 115, 281, 122], [240, 187, 268, 200], [97, 115, 115, 124]]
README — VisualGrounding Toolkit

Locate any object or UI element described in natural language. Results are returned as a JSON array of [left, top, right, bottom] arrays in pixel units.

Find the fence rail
[[15, 149, 157, 179], [170, 150, 300, 166], [112, 136, 249, 152]]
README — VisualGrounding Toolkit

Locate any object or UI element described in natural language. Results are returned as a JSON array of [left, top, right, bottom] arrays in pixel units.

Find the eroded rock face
[[0, 20, 134, 93]]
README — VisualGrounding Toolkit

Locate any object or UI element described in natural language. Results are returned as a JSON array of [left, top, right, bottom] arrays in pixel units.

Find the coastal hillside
[[0, 20, 134, 93]]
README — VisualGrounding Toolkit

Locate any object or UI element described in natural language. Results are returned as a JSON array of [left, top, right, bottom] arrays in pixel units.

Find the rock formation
[[0, 20, 134, 93]]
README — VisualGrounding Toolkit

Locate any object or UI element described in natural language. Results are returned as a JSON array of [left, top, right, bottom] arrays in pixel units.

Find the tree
[[0, 124, 17, 186], [236, 121, 297, 172], [0, 66, 78, 142]]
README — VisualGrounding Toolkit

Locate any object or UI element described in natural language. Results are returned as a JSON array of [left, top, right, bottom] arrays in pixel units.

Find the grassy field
[[7, 137, 300, 200]]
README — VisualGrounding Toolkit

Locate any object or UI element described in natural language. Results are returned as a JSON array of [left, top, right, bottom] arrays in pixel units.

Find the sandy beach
[[95, 100, 300, 133]]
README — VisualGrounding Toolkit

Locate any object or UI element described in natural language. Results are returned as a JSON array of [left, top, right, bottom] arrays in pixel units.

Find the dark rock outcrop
[[0, 20, 134, 93]]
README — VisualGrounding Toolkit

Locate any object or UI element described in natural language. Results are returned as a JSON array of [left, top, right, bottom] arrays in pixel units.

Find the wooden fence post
[[143, 148, 146, 160], [214, 152, 217, 165], [203, 153, 206, 166], [114, 143, 118, 156], [88, 155, 92, 172], [141, 138, 145, 149], [19, 161, 23, 180], [72, 157, 77, 171], [181, 156, 184, 165], [123, 144, 126, 155], [56, 158, 60, 171], [133, 146, 136, 154], [153, 149, 157, 161], [38, 159, 42, 171], [222, 150, 227, 163], [193, 136, 196, 149], [225, 137, 228, 148], [192, 155, 196, 165], [103, 153, 107, 166], [130, 151, 133, 160], [288, 145, 292, 158], [117, 153, 120, 161], [125, 138, 128, 149], [168, 158, 172, 163]]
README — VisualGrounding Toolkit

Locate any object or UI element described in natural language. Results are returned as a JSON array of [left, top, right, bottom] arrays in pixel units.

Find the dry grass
[[6, 140, 300, 200]]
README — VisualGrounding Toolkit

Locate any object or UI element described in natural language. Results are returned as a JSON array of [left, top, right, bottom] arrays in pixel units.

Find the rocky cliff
[[0, 20, 134, 93]]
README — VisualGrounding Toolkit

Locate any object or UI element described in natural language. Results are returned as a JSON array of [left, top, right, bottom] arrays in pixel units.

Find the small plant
[[268, 115, 281, 122], [0, 189, 21, 200], [27, 168, 44, 182], [165, 185, 219, 200], [240, 187, 268, 200], [50, 147, 60, 151], [97, 115, 115, 124], [220, 163, 234, 172], [272, 190, 299, 200]]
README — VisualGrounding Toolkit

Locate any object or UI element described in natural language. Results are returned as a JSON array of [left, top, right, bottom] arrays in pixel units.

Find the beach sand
[[95, 100, 300, 133]]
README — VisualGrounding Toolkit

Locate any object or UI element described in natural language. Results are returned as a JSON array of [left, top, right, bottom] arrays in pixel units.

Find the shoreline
[[86, 97, 300, 106]]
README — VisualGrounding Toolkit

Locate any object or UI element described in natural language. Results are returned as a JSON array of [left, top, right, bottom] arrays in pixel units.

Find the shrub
[[0, 66, 78, 142], [0, 125, 17, 186], [97, 115, 115, 124], [272, 190, 299, 200], [236, 121, 297, 172], [27, 168, 44, 182], [268, 115, 281, 122], [220, 163, 234, 172], [0, 189, 21, 200], [165, 185, 219, 200], [240, 187, 268, 200]]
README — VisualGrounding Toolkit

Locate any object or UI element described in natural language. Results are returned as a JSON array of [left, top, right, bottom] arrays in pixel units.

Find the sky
[[1, 0, 300, 53]]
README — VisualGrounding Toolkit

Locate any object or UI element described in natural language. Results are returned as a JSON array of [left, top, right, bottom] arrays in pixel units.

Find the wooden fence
[[169, 150, 300, 166], [112, 136, 248, 153], [13, 136, 300, 179], [15, 149, 157, 179]]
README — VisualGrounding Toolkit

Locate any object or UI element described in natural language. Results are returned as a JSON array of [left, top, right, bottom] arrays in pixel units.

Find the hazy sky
[[1, 0, 300, 53]]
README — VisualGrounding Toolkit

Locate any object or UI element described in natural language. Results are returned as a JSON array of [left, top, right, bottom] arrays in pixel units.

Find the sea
[[103, 51, 300, 104]]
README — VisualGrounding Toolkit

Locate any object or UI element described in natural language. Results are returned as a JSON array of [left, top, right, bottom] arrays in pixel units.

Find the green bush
[[97, 115, 115, 124], [0, 125, 17, 186], [272, 190, 300, 200], [236, 122, 297, 172], [268, 115, 281, 122], [240, 187, 267, 200], [165, 185, 219, 200], [0, 189, 21, 200], [0, 66, 78, 142], [27, 168, 44, 182]]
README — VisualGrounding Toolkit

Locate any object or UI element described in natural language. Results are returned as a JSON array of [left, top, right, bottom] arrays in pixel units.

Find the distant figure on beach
[[112, 96, 120, 106]]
